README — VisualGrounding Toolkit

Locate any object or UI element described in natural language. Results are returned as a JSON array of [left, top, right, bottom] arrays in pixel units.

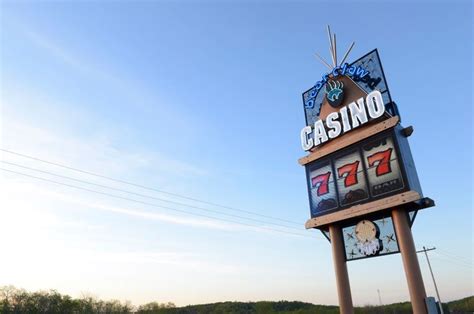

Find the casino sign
[[300, 90, 385, 150], [298, 26, 435, 314], [298, 48, 432, 231]]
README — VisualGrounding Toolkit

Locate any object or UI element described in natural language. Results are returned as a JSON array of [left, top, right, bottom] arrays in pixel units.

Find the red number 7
[[311, 172, 331, 196], [337, 161, 359, 187], [367, 148, 393, 176]]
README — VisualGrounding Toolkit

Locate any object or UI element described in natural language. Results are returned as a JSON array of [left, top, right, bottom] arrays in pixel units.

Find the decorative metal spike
[[327, 25, 336, 67], [340, 41, 355, 66], [314, 52, 333, 70]]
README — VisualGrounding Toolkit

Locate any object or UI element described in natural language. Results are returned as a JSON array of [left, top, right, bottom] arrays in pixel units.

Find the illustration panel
[[343, 216, 400, 261]]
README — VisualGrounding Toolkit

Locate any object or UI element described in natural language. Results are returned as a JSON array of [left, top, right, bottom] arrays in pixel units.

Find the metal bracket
[[402, 126, 414, 137]]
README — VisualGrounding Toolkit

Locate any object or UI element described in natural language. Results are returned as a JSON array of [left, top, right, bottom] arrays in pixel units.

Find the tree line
[[0, 286, 174, 314], [1, 286, 472, 313]]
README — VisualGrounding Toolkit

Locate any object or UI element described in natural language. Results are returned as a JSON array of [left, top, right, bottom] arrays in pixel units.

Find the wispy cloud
[[22, 28, 100, 78], [0, 80, 291, 238], [54, 249, 239, 274], [4, 16, 197, 137], [1, 172, 303, 238], [2, 17, 208, 178], [16, 22, 138, 95], [1, 110, 208, 180]]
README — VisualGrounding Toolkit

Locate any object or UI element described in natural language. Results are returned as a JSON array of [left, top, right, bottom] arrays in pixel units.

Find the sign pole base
[[329, 224, 354, 314], [392, 208, 427, 314]]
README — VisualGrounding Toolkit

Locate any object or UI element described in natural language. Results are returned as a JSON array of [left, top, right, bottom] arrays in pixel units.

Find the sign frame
[[304, 123, 421, 221], [340, 212, 401, 262]]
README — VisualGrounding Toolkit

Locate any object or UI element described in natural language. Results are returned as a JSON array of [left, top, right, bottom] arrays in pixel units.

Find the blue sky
[[0, 0, 472, 307]]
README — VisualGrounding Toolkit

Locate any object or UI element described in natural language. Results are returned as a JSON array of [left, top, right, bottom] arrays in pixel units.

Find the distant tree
[[0, 286, 133, 314], [1, 286, 472, 314], [447, 296, 474, 313], [137, 301, 176, 313]]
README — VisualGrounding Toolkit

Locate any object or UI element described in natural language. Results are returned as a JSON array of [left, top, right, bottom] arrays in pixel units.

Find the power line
[[0, 148, 300, 225], [436, 248, 473, 264], [0, 167, 315, 239], [417, 247, 472, 269], [0, 160, 302, 231], [431, 256, 473, 270], [433, 251, 473, 268], [424, 250, 473, 269]]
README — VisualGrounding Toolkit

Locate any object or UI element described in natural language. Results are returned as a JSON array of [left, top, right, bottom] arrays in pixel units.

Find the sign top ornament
[[301, 26, 397, 152]]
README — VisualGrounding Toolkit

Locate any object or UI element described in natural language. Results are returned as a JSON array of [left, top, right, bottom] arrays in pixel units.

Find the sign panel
[[305, 129, 413, 218], [300, 90, 387, 151], [308, 161, 338, 217], [302, 49, 394, 128], [342, 215, 400, 261], [300, 45, 428, 240], [334, 149, 369, 207], [362, 136, 404, 197], [350, 50, 392, 109]]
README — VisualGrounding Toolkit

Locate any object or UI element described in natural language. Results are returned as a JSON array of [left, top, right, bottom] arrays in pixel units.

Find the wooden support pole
[[329, 224, 354, 314], [392, 208, 427, 314]]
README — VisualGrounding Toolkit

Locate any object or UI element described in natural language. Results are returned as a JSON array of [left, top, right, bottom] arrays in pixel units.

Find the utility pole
[[417, 246, 444, 314], [377, 289, 383, 306]]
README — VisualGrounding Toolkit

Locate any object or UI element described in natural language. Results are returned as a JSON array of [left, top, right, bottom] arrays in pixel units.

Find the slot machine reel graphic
[[308, 162, 338, 216], [303, 127, 424, 220]]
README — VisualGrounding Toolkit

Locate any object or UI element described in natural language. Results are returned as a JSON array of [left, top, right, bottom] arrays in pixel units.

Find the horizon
[[0, 0, 472, 308], [1, 285, 472, 308]]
